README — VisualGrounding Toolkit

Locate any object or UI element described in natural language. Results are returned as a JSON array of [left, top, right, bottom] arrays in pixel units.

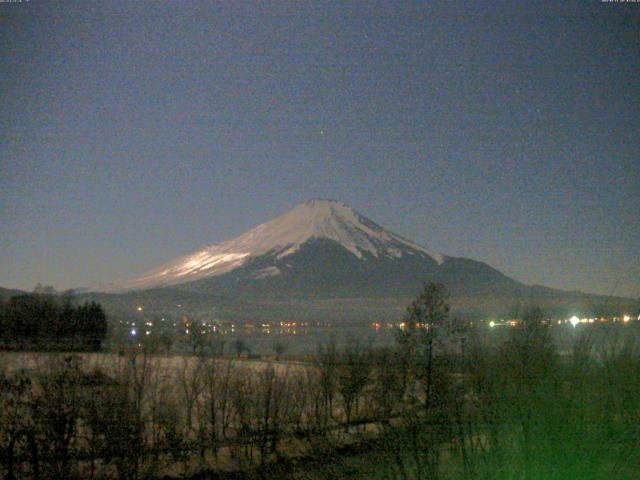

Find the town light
[[569, 316, 580, 327]]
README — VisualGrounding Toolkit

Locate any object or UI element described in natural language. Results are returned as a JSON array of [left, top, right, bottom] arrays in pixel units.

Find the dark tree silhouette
[[0, 294, 108, 350]]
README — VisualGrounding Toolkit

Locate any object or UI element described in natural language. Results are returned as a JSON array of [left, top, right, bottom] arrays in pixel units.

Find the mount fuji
[[91, 199, 619, 319], [101, 199, 528, 298], [104, 199, 445, 292]]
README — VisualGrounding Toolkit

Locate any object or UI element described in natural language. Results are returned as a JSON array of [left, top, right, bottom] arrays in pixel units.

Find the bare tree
[[390, 283, 454, 479], [397, 282, 450, 414], [371, 346, 409, 424], [254, 363, 290, 464], [336, 340, 371, 433], [229, 367, 255, 464], [176, 356, 206, 437], [314, 338, 339, 433]]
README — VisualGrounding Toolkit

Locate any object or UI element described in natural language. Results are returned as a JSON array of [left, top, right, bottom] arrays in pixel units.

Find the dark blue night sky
[[1, 1, 638, 297]]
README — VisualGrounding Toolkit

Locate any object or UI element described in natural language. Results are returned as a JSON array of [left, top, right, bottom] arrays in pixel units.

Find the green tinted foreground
[[1, 286, 638, 479]]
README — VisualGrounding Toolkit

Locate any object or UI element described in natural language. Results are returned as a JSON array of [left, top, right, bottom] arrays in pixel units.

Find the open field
[[0, 351, 308, 378]]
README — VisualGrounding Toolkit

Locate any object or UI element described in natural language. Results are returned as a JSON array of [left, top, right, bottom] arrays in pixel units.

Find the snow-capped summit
[[102, 199, 446, 292], [228, 198, 444, 262]]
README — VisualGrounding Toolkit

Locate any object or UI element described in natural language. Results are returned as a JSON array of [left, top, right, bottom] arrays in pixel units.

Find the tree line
[[0, 291, 108, 351]]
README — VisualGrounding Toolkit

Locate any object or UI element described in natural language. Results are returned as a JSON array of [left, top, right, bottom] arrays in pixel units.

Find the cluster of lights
[[130, 327, 151, 336], [486, 315, 637, 329], [370, 322, 398, 330], [124, 303, 638, 340], [147, 309, 226, 336], [568, 315, 635, 327], [488, 320, 518, 328], [279, 321, 308, 327]]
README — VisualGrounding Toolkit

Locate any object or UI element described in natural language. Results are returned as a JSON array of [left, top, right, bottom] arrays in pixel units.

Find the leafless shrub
[[336, 340, 371, 433], [314, 338, 339, 434]]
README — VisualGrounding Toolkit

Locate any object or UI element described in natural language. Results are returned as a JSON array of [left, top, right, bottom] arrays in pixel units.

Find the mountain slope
[[102, 199, 446, 293], [90, 199, 636, 319], [172, 238, 524, 300]]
